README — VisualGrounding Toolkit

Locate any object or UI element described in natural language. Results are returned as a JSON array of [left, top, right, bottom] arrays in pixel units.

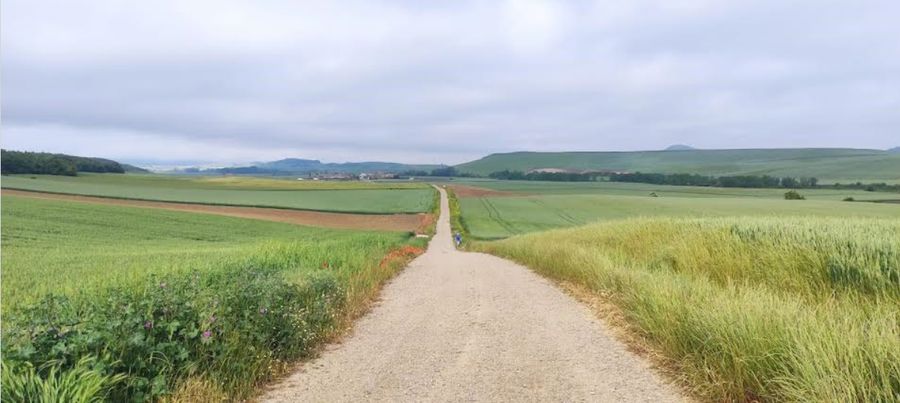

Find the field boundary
[[1, 187, 429, 215], [3, 189, 431, 232]]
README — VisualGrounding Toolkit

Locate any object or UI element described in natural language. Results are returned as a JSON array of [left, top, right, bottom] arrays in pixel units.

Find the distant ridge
[[257, 158, 437, 173], [122, 164, 150, 173], [456, 148, 900, 181], [179, 158, 440, 175], [888, 147, 900, 153], [665, 144, 697, 151]]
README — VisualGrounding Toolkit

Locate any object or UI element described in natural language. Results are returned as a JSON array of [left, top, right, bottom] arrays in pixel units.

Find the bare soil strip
[[262, 187, 683, 402], [2, 189, 428, 232]]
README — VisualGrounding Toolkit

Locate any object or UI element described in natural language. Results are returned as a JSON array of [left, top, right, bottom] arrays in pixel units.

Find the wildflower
[[209, 315, 217, 323], [259, 307, 268, 315], [202, 330, 212, 340], [159, 282, 167, 289], [144, 321, 153, 330], [321, 261, 329, 269]]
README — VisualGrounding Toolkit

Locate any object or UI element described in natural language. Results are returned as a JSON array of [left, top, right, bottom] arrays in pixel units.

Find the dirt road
[[263, 187, 682, 402], [2, 189, 429, 233]]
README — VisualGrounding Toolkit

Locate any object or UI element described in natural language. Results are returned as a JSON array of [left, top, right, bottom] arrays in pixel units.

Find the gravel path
[[262, 187, 683, 402]]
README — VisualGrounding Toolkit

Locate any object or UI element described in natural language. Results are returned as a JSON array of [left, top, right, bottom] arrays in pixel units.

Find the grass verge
[[445, 186, 472, 245], [473, 216, 900, 402], [1, 196, 426, 401]]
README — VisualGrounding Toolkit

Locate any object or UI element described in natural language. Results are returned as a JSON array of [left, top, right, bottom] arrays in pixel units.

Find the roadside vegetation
[[1, 196, 427, 401], [2, 174, 434, 214], [445, 186, 470, 245], [474, 217, 900, 402]]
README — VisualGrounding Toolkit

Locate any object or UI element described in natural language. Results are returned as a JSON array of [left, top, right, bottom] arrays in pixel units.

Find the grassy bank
[[474, 217, 900, 401], [1, 196, 425, 401]]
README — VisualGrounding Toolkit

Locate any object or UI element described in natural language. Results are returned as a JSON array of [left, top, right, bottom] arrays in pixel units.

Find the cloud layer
[[3, 0, 899, 164]]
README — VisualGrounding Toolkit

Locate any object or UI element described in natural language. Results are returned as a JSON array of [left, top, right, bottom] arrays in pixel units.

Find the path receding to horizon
[[262, 187, 682, 402]]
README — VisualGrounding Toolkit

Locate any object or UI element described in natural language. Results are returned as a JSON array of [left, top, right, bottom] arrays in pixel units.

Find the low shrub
[[2, 265, 345, 401], [784, 190, 805, 200]]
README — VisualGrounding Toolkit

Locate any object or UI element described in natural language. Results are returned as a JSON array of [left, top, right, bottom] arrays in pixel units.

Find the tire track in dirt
[[479, 197, 518, 235]]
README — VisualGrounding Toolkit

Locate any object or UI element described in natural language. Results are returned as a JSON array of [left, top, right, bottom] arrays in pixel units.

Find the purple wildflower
[[202, 330, 212, 340], [144, 321, 153, 330]]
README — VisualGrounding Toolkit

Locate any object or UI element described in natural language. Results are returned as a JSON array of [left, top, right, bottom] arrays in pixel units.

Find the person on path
[[454, 232, 462, 247]]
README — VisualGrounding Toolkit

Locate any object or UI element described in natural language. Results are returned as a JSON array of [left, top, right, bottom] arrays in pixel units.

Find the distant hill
[[257, 158, 439, 173], [888, 147, 900, 153], [186, 158, 441, 175], [456, 148, 900, 182], [665, 144, 697, 151], [121, 163, 151, 173], [1, 149, 126, 176]]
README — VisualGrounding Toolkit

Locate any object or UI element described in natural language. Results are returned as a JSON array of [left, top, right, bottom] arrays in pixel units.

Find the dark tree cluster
[[609, 172, 819, 189], [399, 166, 479, 178], [488, 170, 598, 182], [1, 150, 125, 176], [830, 182, 900, 193], [429, 166, 458, 177]]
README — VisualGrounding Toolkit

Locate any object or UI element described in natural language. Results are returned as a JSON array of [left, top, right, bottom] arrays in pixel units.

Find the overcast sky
[[2, 1, 899, 165]]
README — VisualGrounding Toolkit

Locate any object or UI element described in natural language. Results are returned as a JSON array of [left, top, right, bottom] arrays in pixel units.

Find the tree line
[[609, 172, 819, 188], [401, 166, 477, 178], [487, 170, 600, 182], [1, 149, 125, 176], [829, 181, 900, 192]]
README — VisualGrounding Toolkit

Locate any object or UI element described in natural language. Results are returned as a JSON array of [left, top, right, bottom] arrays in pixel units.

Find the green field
[[460, 194, 900, 239], [2, 174, 434, 213], [456, 148, 900, 182], [455, 178, 895, 199], [475, 217, 900, 402], [453, 180, 900, 238], [1, 196, 424, 400]]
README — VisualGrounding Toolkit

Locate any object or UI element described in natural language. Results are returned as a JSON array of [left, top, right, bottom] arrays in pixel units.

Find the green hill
[[456, 148, 900, 182], [1, 149, 126, 176]]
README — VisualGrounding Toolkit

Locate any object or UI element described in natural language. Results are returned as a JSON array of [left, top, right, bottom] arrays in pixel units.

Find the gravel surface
[[262, 187, 683, 402]]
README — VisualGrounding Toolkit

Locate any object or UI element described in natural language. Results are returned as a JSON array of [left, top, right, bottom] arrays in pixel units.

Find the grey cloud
[[2, 0, 899, 165]]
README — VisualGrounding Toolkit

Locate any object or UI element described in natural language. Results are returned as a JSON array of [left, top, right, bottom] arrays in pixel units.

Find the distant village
[[296, 172, 406, 181]]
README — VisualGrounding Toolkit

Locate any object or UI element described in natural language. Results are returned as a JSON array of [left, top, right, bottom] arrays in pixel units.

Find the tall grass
[[2, 357, 127, 403], [475, 216, 900, 402]]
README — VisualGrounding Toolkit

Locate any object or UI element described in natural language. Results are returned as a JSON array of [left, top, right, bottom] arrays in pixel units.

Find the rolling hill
[[256, 158, 439, 173], [183, 158, 442, 175], [456, 148, 900, 182], [664, 144, 697, 151]]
